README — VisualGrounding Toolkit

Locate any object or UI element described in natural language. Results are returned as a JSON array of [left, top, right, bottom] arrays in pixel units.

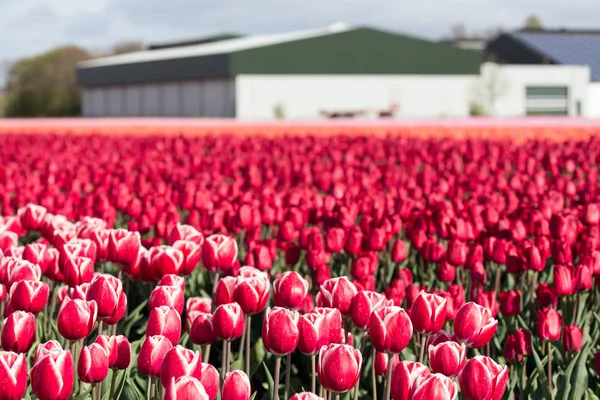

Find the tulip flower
[[553, 264, 575, 296], [411, 373, 458, 400], [202, 234, 238, 273], [63, 256, 94, 287], [158, 274, 185, 291], [318, 343, 362, 393], [149, 285, 184, 314], [453, 302, 497, 348], [273, 271, 309, 311], [428, 341, 466, 377], [94, 335, 118, 368], [86, 274, 127, 320], [190, 312, 216, 346], [107, 229, 141, 266], [458, 356, 508, 400], [30, 348, 74, 400], [369, 306, 413, 354], [222, 370, 251, 400], [563, 324, 583, 352], [350, 290, 391, 330], [7, 260, 41, 286], [164, 376, 209, 400], [262, 307, 300, 356], [146, 306, 182, 345], [391, 240, 407, 263], [1, 311, 35, 353], [0, 351, 27, 399], [35, 340, 63, 364], [498, 290, 521, 317], [20, 204, 47, 231], [374, 351, 399, 376], [391, 361, 431, 400], [200, 363, 219, 400], [78, 343, 109, 383], [537, 308, 562, 341], [317, 277, 358, 317], [22, 243, 51, 273], [186, 297, 212, 314], [9, 279, 49, 314], [410, 291, 447, 334], [57, 298, 97, 341], [111, 335, 131, 370], [212, 303, 245, 341], [160, 345, 202, 387], [232, 270, 270, 315], [290, 393, 324, 400], [214, 276, 236, 306], [138, 335, 173, 377]]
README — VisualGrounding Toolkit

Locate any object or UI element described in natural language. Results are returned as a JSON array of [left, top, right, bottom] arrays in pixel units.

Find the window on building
[[525, 86, 569, 115]]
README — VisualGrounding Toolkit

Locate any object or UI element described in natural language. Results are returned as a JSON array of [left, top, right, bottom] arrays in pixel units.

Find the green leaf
[[72, 386, 93, 400], [262, 361, 275, 400], [113, 368, 129, 400], [569, 344, 591, 400], [531, 343, 551, 400]]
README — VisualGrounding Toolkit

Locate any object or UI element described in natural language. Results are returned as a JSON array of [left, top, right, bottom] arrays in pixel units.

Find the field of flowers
[[0, 121, 599, 400]]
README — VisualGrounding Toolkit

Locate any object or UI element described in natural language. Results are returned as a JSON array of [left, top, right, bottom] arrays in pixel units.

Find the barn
[[77, 24, 482, 119]]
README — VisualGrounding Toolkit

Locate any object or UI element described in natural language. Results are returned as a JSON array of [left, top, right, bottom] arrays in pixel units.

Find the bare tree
[[451, 24, 467, 40], [472, 62, 509, 116], [112, 41, 144, 55]]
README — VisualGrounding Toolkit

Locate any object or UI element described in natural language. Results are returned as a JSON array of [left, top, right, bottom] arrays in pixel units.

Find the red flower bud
[[63, 256, 94, 287], [1, 311, 35, 353], [318, 343, 362, 393], [454, 302, 497, 348], [214, 276, 236, 307], [222, 370, 251, 400], [172, 240, 201, 275], [262, 307, 300, 356], [499, 290, 521, 317], [317, 277, 358, 317], [428, 341, 466, 377], [201, 234, 238, 273], [57, 298, 97, 341], [9, 280, 49, 314], [138, 335, 173, 377], [563, 324, 583, 352], [458, 356, 508, 400], [0, 351, 27, 399], [391, 240, 407, 263], [190, 312, 216, 346], [149, 246, 184, 280], [374, 351, 399, 376], [369, 306, 413, 354], [78, 343, 109, 383], [20, 204, 47, 231], [326, 228, 345, 253], [86, 274, 126, 320], [94, 335, 118, 368], [147, 306, 181, 346], [273, 271, 309, 311], [410, 291, 447, 334], [411, 373, 458, 400], [200, 363, 219, 400], [232, 270, 270, 315], [107, 229, 141, 266], [536, 308, 562, 341], [30, 348, 74, 400], [160, 345, 202, 387], [391, 361, 430, 400], [553, 264, 575, 296], [212, 303, 245, 341], [114, 335, 131, 370], [186, 297, 212, 314], [149, 285, 184, 314], [350, 290, 391, 330], [164, 376, 209, 400]]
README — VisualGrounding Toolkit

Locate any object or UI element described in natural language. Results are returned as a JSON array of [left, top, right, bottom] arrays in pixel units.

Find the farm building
[[77, 24, 482, 119], [486, 29, 600, 117]]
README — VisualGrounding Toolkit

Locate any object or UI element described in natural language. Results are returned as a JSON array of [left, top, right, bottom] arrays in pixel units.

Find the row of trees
[[1, 42, 142, 118]]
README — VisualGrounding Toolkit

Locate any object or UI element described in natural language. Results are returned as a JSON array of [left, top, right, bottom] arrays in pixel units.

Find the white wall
[[82, 79, 236, 117], [479, 64, 591, 117], [235, 75, 478, 119], [588, 83, 600, 118]]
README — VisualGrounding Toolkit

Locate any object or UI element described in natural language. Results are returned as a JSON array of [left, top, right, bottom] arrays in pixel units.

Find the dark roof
[[487, 29, 600, 80], [148, 34, 243, 50], [78, 27, 481, 88]]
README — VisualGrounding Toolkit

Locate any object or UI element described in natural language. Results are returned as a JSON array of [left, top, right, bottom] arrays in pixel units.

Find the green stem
[[273, 356, 282, 400], [245, 315, 251, 376], [384, 354, 394, 400], [284, 353, 292, 400], [418, 335, 427, 364], [311, 355, 316, 394], [109, 369, 118, 400], [548, 341, 553, 396]]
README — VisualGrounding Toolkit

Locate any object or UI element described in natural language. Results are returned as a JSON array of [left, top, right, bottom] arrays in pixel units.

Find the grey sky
[[1, 0, 599, 75]]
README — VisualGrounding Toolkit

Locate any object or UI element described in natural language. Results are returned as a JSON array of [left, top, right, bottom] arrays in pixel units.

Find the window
[[525, 86, 569, 115]]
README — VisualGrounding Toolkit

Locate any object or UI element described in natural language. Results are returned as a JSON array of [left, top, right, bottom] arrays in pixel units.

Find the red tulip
[[1, 311, 35, 353], [0, 351, 27, 399], [232, 271, 270, 315], [411, 373, 458, 400], [410, 291, 447, 334], [453, 302, 497, 348], [200, 363, 219, 400], [595, 350, 600, 376], [222, 370, 251, 400], [78, 343, 109, 383], [94, 335, 118, 368], [575, 263, 593, 292], [474, 291, 498, 318], [212, 303, 245, 341], [149, 285, 184, 314], [114, 335, 131, 370], [107, 229, 141, 266], [190, 312, 216, 345], [290, 393, 324, 400], [160, 345, 202, 387], [201, 234, 238, 273], [344, 227, 363, 255], [391, 240, 407, 263], [30, 348, 74, 400], [158, 274, 185, 291], [138, 335, 173, 377], [553, 264, 575, 296], [57, 298, 97, 341], [22, 243, 51, 273], [369, 306, 413, 354], [350, 290, 391, 330], [7, 260, 41, 286], [172, 240, 201, 275], [63, 256, 94, 287], [169, 224, 204, 245], [537, 308, 562, 341], [297, 309, 341, 355], [498, 290, 521, 317], [0, 232, 18, 252], [563, 324, 583, 352], [86, 274, 126, 320], [326, 228, 345, 253], [148, 246, 184, 280], [9, 280, 49, 314], [262, 307, 300, 356], [214, 276, 236, 306], [186, 297, 212, 314], [447, 240, 467, 266], [147, 306, 182, 345], [273, 271, 309, 311], [164, 376, 209, 400], [428, 341, 466, 377], [391, 361, 430, 400], [317, 277, 358, 317], [20, 204, 47, 231], [536, 283, 556, 309], [427, 331, 458, 348], [318, 343, 362, 393], [458, 356, 508, 400]]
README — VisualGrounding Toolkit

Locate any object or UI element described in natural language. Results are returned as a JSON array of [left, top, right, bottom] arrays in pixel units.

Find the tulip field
[[1, 120, 600, 400]]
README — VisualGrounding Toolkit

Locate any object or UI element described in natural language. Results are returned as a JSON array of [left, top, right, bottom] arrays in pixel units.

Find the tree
[[472, 62, 509, 116], [111, 41, 144, 55], [3, 46, 90, 117], [524, 15, 543, 30]]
